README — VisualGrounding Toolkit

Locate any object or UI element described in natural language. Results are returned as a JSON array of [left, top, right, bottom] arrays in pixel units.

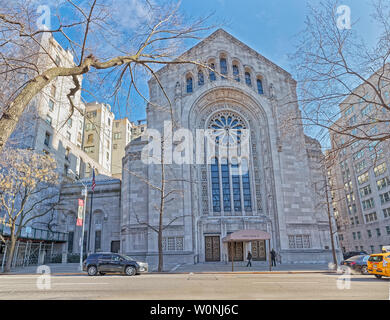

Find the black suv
[[83, 253, 148, 276]]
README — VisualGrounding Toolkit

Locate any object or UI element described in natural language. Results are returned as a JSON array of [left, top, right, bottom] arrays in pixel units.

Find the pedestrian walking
[[246, 251, 252, 267], [271, 248, 276, 267]]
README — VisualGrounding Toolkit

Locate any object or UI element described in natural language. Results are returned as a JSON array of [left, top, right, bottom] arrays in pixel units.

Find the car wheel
[[375, 275, 382, 279], [125, 266, 136, 276], [361, 266, 368, 275], [87, 266, 98, 276]]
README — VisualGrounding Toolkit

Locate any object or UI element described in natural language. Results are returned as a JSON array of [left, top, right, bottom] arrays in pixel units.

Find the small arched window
[[257, 78, 264, 94], [232, 64, 240, 82], [198, 70, 204, 86], [220, 57, 227, 79], [209, 63, 216, 82], [245, 72, 252, 87], [186, 75, 193, 93]]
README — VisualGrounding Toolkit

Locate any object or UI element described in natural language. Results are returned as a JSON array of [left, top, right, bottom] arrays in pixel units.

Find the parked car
[[367, 252, 390, 279], [340, 255, 370, 274], [82, 252, 148, 276], [343, 251, 367, 260]]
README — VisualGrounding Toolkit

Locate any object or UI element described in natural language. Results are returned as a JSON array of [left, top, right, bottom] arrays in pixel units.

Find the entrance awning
[[222, 229, 271, 243]]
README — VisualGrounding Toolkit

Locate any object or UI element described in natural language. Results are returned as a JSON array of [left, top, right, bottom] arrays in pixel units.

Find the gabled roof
[[153, 28, 293, 80]]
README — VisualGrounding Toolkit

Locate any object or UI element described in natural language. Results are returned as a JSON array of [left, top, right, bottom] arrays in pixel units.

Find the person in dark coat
[[246, 251, 252, 267], [271, 249, 277, 267]]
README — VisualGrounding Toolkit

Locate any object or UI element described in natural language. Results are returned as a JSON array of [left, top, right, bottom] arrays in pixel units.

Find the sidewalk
[[1, 263, 82, 275], [170, 262, 332, 274]]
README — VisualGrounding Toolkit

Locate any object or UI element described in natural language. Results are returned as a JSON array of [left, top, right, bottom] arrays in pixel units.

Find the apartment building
[[111, 118, 132, 178], [328, 68, 390, 254], [83, 102, 115, 174], [130, 119, 146, 139]]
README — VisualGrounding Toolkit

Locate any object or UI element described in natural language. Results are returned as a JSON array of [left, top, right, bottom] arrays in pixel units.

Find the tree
[[0, 148, 59, 272], [0, 0, 214, 153], [291, 0, 390, 156]]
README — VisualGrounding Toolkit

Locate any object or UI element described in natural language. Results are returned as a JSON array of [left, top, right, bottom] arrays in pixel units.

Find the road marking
[[253, 281, 320, 284]]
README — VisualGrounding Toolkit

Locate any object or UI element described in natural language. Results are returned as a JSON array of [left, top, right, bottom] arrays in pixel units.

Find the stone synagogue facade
[[118, 29, 341, 269]]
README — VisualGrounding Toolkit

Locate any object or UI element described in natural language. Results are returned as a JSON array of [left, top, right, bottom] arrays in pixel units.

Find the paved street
[[0, 272, 388, 300]]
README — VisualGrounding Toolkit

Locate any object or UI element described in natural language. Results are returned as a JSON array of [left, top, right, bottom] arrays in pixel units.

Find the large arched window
[[220, 57, 227, 80], [198, 70, 204, 86], [245, 71, 252, 87], [232, 64, 240, 82], [208, 111, 252, 213], [186, 75, 193, 93], [257, 78, 264, 94]]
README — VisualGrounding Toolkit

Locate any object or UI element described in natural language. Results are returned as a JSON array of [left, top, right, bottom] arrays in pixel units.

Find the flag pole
[[87, 168, 96, 254]]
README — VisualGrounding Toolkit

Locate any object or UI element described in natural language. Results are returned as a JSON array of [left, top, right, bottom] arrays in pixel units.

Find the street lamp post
[[69, 169, 88, 272]]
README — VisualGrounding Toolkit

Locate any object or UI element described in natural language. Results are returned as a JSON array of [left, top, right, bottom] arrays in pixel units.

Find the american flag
[[91, 168, 96, 192]]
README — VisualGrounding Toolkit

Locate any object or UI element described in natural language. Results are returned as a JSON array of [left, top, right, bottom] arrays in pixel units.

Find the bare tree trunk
[[3, 224, 16, 273]]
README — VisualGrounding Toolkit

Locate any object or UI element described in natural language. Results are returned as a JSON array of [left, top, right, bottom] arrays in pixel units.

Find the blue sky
[[126, 0, 380, 123], [51, 0, 381, 126]]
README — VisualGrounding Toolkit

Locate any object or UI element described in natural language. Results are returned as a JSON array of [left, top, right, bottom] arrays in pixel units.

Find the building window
[[374, 163, 387, 177], [198, 70, 204, 86], [48, 99, 54, 111], [67, 231, 74, 253], [377, 177, 390, 190], [114, 132, 121, 140], [220, 57, 227, 79], [357, 172, 369, 185], [211, 158, 221, 212], [362, 198, 375, 210], [66, 131, 71, 140], [163, 236, 184, 251], [113, 144, 118, 150], [245, 71, 252, 86], [380, 191, 390, 204], [106, 152, 109, 161], [64, 164, 69, 176], [232, 64, 240, 82], [51, 85, 56, 97], [364, 212, 377, 223], [288, 235, 311, 249], [186, 75, 193, 93], [44, 132, 51, 147], [383, 208, 390, 218], [367, 230, 372, 238], [355, 160, 367, 172], [257, 78, 264, 94], [67, 118, 72, 128], [87, 134, 94, 144], [359, 185, 372, 197], [95, 230, 101, 252], [209, 63, 216, 81], [84, 146, 94, 154], [65, 147, 70, 160], [386, 226, 390, 235], [376, 228, 381, 237], [46, 115, 52, 126]]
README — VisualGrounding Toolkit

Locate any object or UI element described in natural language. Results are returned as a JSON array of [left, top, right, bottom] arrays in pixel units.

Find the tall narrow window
[[257, 78, 264, 94], [231, 160, 242, 211], [242, 158, 252, 211], [221, 158, 231, 212], [198, 70, 204, 86], [67, 231, 74, 253], [233, 64, 240, 82], [220, 57, 227, 79], [245, 72, 252, 86], [211, 158, 221, 212], [95, 230, 101, 251], [209, 63, 216, 81], [186, 76, 193, 93]]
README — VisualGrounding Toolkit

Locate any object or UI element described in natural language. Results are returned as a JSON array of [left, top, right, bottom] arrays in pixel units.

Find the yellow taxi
[[367, 249, 390, 279]]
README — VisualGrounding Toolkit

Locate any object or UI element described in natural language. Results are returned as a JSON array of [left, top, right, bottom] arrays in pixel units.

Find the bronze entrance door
[[228, 242, 244, 261], [205, 236, 220, 262], [252, 240, 266, 261]]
